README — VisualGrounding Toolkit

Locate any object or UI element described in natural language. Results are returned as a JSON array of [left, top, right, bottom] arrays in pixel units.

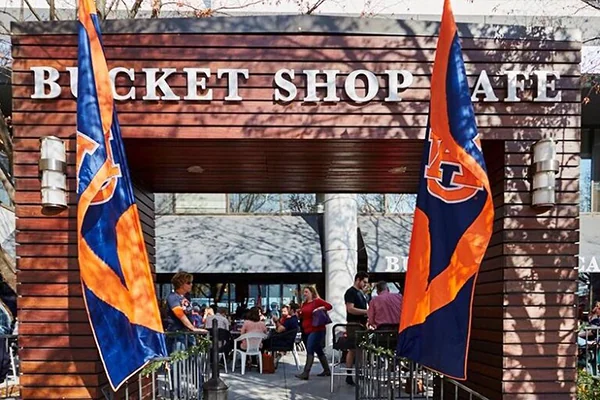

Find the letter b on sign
[[386, 256, 401, 272]]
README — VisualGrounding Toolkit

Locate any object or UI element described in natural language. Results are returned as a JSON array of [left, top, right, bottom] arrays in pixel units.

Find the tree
[[581, 0, 600, 10], [282, 194, 317, 213], [228, 194, 281, 213]]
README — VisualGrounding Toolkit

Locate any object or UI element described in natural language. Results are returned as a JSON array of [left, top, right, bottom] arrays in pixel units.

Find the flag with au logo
[[396, 0, 494, 380], [76, 0, 167, 390]]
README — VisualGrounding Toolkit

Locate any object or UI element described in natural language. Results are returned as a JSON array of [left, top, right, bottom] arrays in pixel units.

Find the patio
[[222, 352, 355, 400]]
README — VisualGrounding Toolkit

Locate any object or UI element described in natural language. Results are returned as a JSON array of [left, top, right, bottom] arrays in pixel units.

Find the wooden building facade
[[11, 16, 580, 399]]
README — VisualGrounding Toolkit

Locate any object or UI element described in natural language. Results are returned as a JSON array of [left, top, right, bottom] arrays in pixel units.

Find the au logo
[[424, 133, 483, 203], [77, 129, 122, 205]]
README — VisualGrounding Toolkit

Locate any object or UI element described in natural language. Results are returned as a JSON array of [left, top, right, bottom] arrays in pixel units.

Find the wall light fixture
[[39, 136, 68, 214]]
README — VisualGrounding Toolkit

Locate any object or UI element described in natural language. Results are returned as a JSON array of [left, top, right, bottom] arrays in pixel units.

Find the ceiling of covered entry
[[124, 139, 425, 193]]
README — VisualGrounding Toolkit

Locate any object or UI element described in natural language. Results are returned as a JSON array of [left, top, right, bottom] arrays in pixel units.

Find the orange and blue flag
[[396, 0, 494, 380], [76, 0, 167, 390]]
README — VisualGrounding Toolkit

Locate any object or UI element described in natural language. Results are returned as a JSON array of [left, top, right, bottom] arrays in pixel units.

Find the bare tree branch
[[213, 0, 265, 11], [151, 0, 161, 18], [119, 0, 131, 16], [0, 20, 10, 35], [580, 0, 600, 11], [128, 0, 144, 19], [22, 0, 43, 21], [305, 0, 327, 14], [105, 0, 120, 18], [45, 0, 58, 20], [0, 170, 13, 208], [0, 247, 15, 293], [0, 112, 11, 170], [0, 10, 18, 21]]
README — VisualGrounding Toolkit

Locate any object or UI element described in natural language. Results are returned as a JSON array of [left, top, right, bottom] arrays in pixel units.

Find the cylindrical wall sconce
[[531, 138, 559, 209], [39, 136, 67, 213]]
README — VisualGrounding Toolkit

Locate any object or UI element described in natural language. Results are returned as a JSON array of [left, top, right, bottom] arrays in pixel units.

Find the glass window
[[582, 127, 600, 213], [190, 283, 212, 307], [174, 194, 227, 214], [582, 159, 592, 213], [357, 194, 385, 213], [386, 194, 417, 213], [265, 285, 282, 317], [248, 284, 267, 308], [229, 194, 281, 214], [281, 194, 316, 213], [282, 284, 299, 305]]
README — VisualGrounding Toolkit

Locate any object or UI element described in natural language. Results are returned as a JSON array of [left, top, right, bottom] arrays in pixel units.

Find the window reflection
[[386, 194, 417, 214]]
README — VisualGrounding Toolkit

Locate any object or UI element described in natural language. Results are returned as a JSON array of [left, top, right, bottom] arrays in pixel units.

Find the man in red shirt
[[367, 281, 403, 331]]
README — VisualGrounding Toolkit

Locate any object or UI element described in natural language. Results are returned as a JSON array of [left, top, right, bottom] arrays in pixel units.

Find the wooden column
[[499, 137, 579, 400], [465, 140, 506, 399], [15, 135, 105, 399], [466, 136, 579, 400], [15, 131, 157, 398]]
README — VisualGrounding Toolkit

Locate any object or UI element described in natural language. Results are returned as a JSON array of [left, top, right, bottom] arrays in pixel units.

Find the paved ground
[[222, 352, 356, 400]]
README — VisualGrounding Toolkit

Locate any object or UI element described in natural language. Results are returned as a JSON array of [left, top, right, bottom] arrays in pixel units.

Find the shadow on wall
[[156, 214, 323, 274], [358, 214, 413, 273]]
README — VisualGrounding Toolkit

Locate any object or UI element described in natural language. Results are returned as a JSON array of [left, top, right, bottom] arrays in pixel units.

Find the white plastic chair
[[232, 332, 267, 375], [294, 331, 306, 353]]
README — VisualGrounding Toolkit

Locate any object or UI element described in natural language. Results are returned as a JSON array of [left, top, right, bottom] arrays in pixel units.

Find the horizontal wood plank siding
[[12, 16, 580, 400], [500, 138, 579, 399], [11, 32, 580, 141]]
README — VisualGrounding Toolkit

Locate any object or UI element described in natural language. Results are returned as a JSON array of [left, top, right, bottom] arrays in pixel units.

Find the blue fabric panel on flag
[[397, 276, 475, 378], [446, 35, 486, 171], [76, 20, 105, 194], [85, 286, 166, 386]]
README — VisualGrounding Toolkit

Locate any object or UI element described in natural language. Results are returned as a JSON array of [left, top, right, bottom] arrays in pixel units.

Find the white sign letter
[[505, 71, 529, 102], [183, 68, 212, 101], [217, 69, 249, 101], [471, 70, 499, 102], [385, 70, 413, 102], [66, 67, 78, 98], [386, 256, 401, 272], [109, 67, 136, 100], [31, 66, 61, 99], [590, 257, 599, 273], [274, 69, 297, 102], [533, 71, 561, 102], [142, 68, 180, 101], [303, 69, 340, 102], [345, 70, 379, 103]]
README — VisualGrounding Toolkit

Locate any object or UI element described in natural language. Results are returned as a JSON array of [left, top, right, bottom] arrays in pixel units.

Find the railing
[[439, 378, 491, 400], [0, 334, 18, 399], [101, 332, 210, 400], [354, 330, 489, 400], [579, 325, 600, 376]]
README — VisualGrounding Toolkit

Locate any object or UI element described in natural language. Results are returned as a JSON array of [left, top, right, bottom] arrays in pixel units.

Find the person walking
[[296, 286, 332, 380]]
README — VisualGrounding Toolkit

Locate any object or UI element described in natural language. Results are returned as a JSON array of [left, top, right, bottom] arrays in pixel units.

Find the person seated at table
[[203, 305, 215, 326], [190, 306, 203, 328], [262, 303, 300, 355], [274, 303, 300, 333], [258, 306, 267, 322], [240, 307, 267, 350], [205, 306, 231, 331]]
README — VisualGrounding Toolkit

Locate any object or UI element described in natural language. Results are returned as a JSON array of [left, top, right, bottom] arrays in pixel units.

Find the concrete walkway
[[222, 352, 356, 400]]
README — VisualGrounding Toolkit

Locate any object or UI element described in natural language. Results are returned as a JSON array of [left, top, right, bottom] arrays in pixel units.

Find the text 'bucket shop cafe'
[[11, 4, 581, 400]]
